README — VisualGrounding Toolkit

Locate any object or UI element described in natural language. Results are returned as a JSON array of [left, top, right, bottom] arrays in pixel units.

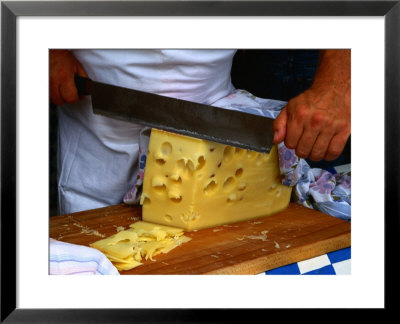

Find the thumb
[[76, 63, 88, 78], [272, 106, 288, 144]]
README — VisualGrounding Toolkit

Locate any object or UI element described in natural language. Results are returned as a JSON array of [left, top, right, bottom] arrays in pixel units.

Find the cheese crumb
[[73, 222, 105, 238], [246, 234, 268, 242]]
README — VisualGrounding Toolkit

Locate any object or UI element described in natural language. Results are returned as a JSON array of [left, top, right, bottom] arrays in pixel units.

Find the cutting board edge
[[202, 232, 351, 275]]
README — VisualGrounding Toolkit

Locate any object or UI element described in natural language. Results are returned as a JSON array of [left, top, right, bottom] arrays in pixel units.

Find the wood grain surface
[[49, 203, 351, 275]]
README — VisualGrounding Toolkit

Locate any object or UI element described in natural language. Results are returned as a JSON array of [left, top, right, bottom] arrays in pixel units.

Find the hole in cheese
[[223, 146, 233, 162], [116, 239, 131, 244], [238, 182, 247, 191], [164, 214, 173, 222], [235, 168, 243, 177], [204, 179, 218, 195], [141, 195, 151, 205], [153, 184, 166, 193], [170, 176, 182, 184], [177, 158, 195, 174], [181, 212, 199, 223], [177, 159, 186, 170], [222, 176, 236, 193], [170, 196, 182, 203], [234, 147, 245, 157], [227, 193, 237, 202], [152, 176, 166, 190], [197, 156, 206, 170], [187, 160, 195, 172], [256, 154, 267, 166], [156, 158, 166, 165], [161, 142, 172, 156], [246, 150, 257, 160]]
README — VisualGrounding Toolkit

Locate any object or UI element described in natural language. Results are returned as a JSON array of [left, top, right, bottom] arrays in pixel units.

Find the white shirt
[[57, 49, 236, 214]]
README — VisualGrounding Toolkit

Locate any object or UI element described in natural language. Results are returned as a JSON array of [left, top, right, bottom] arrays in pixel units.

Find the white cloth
[[49, 238, 119, 275], [57, 50, 236, 215]]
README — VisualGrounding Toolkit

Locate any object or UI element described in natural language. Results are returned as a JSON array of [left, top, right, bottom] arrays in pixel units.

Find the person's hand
[[272, 50, 351, 161], [49, 49, 87, 106]]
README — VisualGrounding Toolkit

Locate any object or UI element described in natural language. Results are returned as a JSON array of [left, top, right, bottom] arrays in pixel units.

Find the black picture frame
[[1, 0, 398, 321]]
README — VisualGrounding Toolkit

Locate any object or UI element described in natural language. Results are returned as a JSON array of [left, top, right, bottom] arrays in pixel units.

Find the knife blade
[[74, 75, 275, 153]]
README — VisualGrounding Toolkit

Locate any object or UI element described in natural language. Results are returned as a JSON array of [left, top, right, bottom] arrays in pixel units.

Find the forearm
[[311, 49, 351, 95]]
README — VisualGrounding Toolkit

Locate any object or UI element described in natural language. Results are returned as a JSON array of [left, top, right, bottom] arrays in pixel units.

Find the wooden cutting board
[[49, 203, 351, 274]]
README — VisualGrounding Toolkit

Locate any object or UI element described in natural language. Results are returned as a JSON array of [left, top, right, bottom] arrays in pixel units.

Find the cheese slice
[[90, 221, 191, 271], [140, 128, 292, 231]]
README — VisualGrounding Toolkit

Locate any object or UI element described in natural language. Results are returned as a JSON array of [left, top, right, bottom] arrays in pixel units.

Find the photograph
[[48, 48, 352, 276]]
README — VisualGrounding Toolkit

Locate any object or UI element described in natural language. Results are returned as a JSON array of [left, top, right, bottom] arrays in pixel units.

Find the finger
[[309, 130, 335, 161], [324, 133, 348, 161], [295, 128, 319, 159], [284, 109, 304, 150], [60, 80, 79, 104], [272, 107, 287, 144], [49, 71, 65, 106], [49, 83, 64, 106], [76, 63, 88, 78]]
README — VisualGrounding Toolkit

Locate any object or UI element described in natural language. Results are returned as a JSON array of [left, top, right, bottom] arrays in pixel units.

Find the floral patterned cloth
[[278, 146, 351, 221], [123, 89, 351, 221], [122, 128, 151, 205]]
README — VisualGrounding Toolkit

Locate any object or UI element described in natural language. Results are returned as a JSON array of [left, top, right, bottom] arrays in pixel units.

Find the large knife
[[75, 75, 276, 153]]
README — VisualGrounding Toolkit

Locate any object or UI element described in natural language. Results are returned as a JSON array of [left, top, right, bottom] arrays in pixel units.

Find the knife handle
[[74, 74, 93, 96]]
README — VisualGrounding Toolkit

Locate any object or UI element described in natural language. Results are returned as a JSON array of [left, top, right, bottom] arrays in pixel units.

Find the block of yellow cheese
[[140, 128, 292, 231]]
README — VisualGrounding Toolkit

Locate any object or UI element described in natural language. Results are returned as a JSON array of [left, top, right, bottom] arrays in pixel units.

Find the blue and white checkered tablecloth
[[257, 247, 351, 275]]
